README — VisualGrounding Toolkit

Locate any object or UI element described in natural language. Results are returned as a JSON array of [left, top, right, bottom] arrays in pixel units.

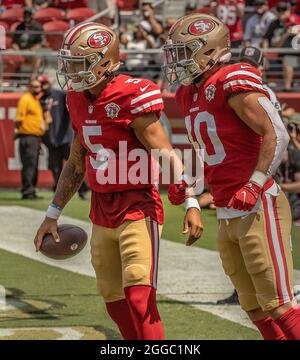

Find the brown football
[[40, 224, 88, 260]]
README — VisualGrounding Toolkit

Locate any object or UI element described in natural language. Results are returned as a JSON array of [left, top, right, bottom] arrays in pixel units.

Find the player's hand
[[227, 181, 263, 211], [182, 208, 203, 246], [168, 181, 188, 205], [34, 217, 60, 252]]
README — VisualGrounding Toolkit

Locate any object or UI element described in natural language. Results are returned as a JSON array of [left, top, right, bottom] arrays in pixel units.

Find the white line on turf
[[1, 206, 299, 331]]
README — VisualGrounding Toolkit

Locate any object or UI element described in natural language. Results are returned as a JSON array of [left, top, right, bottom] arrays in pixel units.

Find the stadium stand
[[66, 7, 96, 24], [33, 7, 64, 24], [43, 20, 70, 50]]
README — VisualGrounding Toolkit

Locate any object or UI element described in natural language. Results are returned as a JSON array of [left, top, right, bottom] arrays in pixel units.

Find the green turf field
[[0, 189, 298, 340], [0, 249, 259, 339], [1, 190, 299, 268]]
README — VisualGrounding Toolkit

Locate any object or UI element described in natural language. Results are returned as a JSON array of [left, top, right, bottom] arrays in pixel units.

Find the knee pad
[[124, 264, 148, 285]]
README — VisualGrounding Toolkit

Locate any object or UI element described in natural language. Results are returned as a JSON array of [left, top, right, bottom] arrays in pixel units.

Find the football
[[40, 224, 88, 260]]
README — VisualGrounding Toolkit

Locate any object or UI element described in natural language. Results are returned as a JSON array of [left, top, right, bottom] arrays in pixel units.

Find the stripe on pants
[[150, 220, 159, 289], [263, 193, 291, 305]]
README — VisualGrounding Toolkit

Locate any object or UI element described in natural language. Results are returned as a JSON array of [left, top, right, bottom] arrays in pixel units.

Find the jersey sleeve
[[128, 78, 164, 119], [222, 64, 270, 98]]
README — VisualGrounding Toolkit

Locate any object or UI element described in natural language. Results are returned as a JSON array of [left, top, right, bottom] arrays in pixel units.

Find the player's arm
[[227, 91, 289, 210], [34, 133, 86, 251], [130, 113, 182, 180], [130, 114, 203, 245]]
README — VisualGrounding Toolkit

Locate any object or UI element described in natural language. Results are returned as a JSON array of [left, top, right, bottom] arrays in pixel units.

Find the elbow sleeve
[[258, 97, 289, 176]]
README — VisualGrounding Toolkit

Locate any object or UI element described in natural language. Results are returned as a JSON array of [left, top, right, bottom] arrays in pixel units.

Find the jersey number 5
[[185, 111, 226, 166], [82, 126, 109, 170]]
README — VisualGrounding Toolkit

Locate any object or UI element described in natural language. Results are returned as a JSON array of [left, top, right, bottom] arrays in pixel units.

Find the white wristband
[[250, 170, 268, 188], [46, 203, 62, 220], [185, 197, 201, 211]]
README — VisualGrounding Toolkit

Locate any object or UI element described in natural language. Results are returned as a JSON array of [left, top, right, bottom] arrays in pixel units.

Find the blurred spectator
[[244, 0, 276, 47], [33, 0, 53, 8], [125, 21, 156, 70], [158, 17, 176, 46], [12, 7, 43, 79], [185, 1, 198, 15], [198, 0, 214, 14], [286, 116, 300, 151], [263, 1, 300, 91], [213, 0, 245, 48], [38, 75, 89, 199], [140, 0, 163, 36], [15, 79, 45, 200], [239, 46, 282, 112], [281, 117, 300, 223]]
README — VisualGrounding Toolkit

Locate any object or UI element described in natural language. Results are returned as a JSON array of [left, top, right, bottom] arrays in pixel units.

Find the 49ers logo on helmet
[[188, 19, 215, 36], [88, 31, 111, 48]]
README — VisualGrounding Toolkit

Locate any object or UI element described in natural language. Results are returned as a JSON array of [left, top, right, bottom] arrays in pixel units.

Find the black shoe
[[78, 192, 89, 200], [22, 194, 43, 200], [22, 194, 36, 200], [216, 290, 239, 305]]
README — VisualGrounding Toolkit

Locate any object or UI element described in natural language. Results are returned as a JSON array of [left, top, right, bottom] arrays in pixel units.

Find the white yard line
[[1, 206, 299, 330]]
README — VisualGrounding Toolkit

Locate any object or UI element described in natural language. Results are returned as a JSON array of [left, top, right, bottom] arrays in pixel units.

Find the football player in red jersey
[[163, 14, 300, 340], [213, 0, 245, 48], [33, 22, 201, 340]]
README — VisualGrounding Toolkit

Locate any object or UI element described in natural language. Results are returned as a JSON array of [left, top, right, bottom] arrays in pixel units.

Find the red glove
[[227, 181, 263, 211], [168, 181, 189, 205]]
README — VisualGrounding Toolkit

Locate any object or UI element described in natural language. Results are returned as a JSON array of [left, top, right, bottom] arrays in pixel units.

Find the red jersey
[[67, 74, 164, 227], [216, 0, 244, 42], [176, 63, 269, 207]]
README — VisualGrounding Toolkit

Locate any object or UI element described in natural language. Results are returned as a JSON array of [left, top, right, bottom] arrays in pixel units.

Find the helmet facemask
[[162, 39, 210, 86], [57, 48, 119, 92]]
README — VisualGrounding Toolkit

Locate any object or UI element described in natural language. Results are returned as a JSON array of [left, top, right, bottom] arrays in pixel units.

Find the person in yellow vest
[[15, 79, 50, 199]]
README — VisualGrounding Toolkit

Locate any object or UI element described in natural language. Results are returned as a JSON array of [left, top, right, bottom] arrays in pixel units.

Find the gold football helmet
[[162, 14, 231, 86], [57, 22, 121, 92]]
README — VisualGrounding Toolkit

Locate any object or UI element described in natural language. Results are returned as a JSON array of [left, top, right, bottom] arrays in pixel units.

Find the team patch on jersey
[[205, 84, 216, 101], [87, 31, 111, 48], [188, 19, 216, 36], [105, 102, 120, 119], [88, 104, 94, 114]]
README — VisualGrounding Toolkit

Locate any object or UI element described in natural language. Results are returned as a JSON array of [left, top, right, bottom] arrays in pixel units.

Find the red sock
[[253, 317, 287, 340], [106, 299, 138, 340], [124, 285, 164, 340], [275, 306, 300, 340]]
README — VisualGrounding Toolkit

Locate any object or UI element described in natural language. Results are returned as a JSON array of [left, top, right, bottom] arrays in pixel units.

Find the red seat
[[5, 36, 13, 49], [66, 7, 95, 24], [117, 0, 139, 11], [34, 7, 64, 24], [10, 22, 21, 32], [0, 21, 9, 31], [43, 20, 70, 50], [0, 8, 24, 26], [3, 54, 26, 79]]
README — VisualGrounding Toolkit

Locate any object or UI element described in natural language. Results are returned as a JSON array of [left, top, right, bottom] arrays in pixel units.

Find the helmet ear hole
[[204, 49, 214, 56], [101, 61, 110, 67]]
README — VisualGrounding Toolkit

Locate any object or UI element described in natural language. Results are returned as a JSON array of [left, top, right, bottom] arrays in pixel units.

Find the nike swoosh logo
[[240, 65, 252, 69], [140, 84, 150, 92]]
